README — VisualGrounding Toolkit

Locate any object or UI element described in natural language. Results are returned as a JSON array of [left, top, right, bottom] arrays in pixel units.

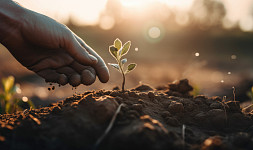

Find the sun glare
[[120, 0, 194, 10]]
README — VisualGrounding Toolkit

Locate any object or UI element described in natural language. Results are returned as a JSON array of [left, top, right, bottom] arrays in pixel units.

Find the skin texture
[[0, 0, 109, 86]]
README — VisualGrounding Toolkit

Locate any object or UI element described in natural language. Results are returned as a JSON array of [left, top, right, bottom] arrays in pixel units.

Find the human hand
[[0, 1, 109, 86]]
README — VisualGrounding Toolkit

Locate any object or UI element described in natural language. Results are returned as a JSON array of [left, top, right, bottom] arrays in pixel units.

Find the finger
[[69, 74, 81, 87], [81, 68, 96, 85], [28, 53, 73, 72], [69, 62, 96, 85], [74, 35, 110, 83], [70, 61, 96, 74], [63, 31, 98, 66], [36, 69, 68, 85], [56, 66, 81, 87]]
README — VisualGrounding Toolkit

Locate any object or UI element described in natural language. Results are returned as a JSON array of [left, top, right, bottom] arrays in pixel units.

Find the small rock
[[168, 101, 184, 114]]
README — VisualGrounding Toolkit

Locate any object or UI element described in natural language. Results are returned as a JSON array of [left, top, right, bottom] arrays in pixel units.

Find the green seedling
[[246, 86, 253, 103], [108, 38, 137, 92], [0, 76, 34, 114], [190, 84, 200, 97]]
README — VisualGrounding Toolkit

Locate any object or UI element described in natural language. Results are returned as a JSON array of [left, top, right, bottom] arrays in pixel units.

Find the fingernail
[[89, 54, 98, 63]]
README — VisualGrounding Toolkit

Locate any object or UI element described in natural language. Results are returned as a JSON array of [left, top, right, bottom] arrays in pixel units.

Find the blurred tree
[[190, 0, 226, 27]]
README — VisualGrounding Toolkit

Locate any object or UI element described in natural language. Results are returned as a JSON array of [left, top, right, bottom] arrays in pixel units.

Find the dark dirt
[[0, 79, 253, 150]]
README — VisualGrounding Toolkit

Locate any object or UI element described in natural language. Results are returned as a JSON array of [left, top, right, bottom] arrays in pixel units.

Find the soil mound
[[0, 79, 252, 150]]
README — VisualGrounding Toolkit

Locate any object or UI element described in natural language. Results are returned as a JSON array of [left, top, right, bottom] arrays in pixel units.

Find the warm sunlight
[[120, 0, 194, 10], [15, 0, 253, 29], [15, 0, 108, 25]]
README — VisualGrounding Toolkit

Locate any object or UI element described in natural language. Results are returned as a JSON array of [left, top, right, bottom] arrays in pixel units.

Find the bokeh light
[[22, 96, 28, 102], [231, 55, 237, 60], [148, 27, 161, 39], [99, 15, 115, 30]]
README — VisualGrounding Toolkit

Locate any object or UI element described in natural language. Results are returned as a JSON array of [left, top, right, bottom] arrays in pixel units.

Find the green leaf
[[2, 76, 15, 93], [108, 63, 120, 72], [121, 58, 127, 65], [125, 63, 136, 74], [114, 38, 122, 51], [109, 46, 118, 59], [120, 41, 131, 57]]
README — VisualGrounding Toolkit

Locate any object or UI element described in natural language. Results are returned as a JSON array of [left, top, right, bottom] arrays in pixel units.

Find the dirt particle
[[161, 111, 172, 118], [48, 88, 51, 91], [0, 135, 5, 142], [207, 109, 226, 128], [168, 101, 184, 114], [165, 117, 180, 127], [129, 91, 138, 97], [52, 86, 55, 90], [148, 92, 155, 99], [51, 106, 61, 114], [134, 84, 154, 92], [202, 136, 225, 150], [132, 104, 142, 112], [112, 86, 120, 90], [225, 101, 241, 113], [138, 99, 144, 104], [168, 79, 193, 94], [127, 110, 140, 118]]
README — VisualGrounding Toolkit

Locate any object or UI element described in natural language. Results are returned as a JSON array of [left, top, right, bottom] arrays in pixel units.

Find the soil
[[0, 79, 253, 150]]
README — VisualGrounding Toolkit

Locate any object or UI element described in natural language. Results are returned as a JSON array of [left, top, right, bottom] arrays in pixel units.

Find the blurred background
[[0, 0, 253, 106]]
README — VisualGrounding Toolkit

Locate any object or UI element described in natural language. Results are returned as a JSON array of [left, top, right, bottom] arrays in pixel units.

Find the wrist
[[0, 0, 27, 45]]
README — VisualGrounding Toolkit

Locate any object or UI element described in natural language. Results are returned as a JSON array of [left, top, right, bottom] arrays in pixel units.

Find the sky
[[16, 0, 253, 31]]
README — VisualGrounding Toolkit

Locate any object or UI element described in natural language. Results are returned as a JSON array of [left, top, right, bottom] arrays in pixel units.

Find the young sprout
[[108, 38, 137, 92]]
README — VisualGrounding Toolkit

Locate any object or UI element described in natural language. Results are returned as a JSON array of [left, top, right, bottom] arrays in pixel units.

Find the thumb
[[63, 32, 98, 65]]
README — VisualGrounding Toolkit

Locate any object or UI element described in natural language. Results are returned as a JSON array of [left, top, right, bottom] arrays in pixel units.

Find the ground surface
[[0, 79, 253, 150]]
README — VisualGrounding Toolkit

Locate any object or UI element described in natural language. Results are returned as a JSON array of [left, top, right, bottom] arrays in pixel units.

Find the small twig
[[94, 103, 125, 149], [182, 124, 186, 149], [29, 114, 41, 125], [219, 97, 228, 123], [232, 86, 236, 103]]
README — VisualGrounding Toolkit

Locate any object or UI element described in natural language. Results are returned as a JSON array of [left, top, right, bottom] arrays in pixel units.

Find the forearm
[[0, 0, 26, 44]]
